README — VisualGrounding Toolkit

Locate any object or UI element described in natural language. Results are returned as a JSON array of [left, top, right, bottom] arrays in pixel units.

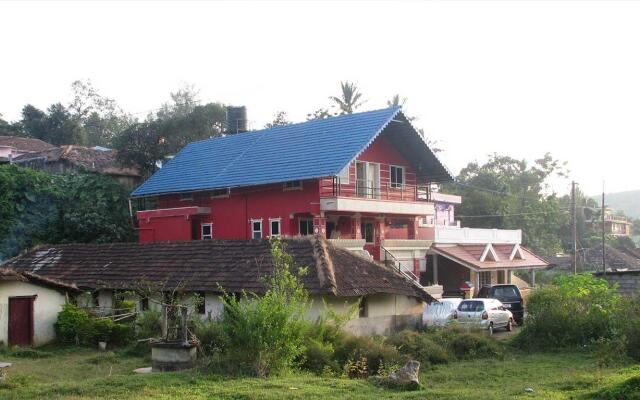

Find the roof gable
[[132, 107, 451, 197]]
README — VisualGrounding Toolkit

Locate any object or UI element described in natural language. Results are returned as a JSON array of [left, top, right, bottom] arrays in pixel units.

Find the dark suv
[[476, 284, 524, 325]]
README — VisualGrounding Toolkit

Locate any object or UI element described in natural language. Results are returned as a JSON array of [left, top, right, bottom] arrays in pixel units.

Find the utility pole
[[571, 181, 577, 274], [602, 184, 606, 276]]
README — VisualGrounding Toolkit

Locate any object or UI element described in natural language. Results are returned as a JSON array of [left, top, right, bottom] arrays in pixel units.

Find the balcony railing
[[320, 177, 431, 202]]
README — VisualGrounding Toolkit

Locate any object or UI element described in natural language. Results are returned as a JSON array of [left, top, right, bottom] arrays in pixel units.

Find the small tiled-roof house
[[3, 237, 432, 336]]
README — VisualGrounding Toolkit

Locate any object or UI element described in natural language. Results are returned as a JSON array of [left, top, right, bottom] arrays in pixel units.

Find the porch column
[[432, 254, 439, 285], [408, 217, 418, 240], [313, 217, 326, 238], [531, 269, 536, 287], [375, 216, 386, 245], [507, 270, 512, 284], [351, 214, 361, 239]]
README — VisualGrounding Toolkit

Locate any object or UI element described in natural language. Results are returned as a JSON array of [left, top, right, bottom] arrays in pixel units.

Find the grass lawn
[[0, 345, 638, 400]]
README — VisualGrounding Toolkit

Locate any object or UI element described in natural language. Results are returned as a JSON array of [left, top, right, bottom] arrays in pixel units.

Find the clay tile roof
[[432, 243, 549, 270], [0, 268, 79, 292], [1, 237, 433, 302], [14, 145, 140, 177], [0, 136, 56, 153]]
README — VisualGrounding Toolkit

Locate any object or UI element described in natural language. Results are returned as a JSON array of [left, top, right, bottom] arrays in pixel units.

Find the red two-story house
[[132, 107, 548, 298]]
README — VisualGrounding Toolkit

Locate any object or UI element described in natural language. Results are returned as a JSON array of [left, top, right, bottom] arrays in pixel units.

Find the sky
[[1, 0, 639, 196]]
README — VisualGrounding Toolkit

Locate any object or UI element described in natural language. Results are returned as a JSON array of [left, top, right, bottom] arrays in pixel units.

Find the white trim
[[250, 219, 263, 239], [509, 244, 525, 261], [269, 218, 282, 237], [283, 180, 303, 191], [201, 223, 213, 240], [320, 197, 434, 215], [479, 243, 499, 262], [337, 164, 350, 184]]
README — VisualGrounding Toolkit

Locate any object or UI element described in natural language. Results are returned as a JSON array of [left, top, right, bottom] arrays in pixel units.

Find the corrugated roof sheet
[[432, 244, 549, 271], [132, 107, 450, 197]]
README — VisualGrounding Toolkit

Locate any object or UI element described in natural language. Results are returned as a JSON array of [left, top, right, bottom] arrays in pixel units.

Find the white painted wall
[[0, 281, 69, 346]]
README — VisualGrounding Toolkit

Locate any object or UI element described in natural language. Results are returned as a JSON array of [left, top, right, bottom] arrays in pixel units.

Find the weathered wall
[[0, 281, 68, 346], [594, 271, 640, 297]]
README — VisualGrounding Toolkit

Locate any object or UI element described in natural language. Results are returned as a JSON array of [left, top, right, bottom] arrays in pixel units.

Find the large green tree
[[0, 165, 134, 260], [20, 103, 86, 145], [447, 153, 569, 255]]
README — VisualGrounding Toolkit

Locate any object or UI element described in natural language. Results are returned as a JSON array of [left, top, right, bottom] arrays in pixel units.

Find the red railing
[[320, 177, 432, 202]]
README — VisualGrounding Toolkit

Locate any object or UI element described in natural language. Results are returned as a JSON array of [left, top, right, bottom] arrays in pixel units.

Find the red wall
[[140, 180, 322, 241]]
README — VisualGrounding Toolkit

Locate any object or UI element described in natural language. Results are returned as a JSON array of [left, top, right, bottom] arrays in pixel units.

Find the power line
[[457, 209, 570, 218], [450, 181, 555, 200]]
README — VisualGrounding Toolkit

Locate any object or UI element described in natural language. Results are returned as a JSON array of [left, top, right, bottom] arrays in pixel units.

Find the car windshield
[[458, 301, 484, 312], [493, 286, 520, 300]]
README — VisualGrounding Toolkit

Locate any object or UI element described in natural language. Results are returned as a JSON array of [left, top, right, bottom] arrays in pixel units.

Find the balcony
[[320, 177, 434, 215], [433, 225, 521, 244]]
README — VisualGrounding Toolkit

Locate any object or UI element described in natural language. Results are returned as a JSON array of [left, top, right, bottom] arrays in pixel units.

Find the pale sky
[[1, 0, 639, 195]]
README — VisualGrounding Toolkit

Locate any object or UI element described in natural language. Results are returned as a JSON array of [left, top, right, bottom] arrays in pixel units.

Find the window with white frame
[[419, 215, 435, 227], [299, 219, 314, 235], [337, 164, 350, 184], [201, 223, 213, 240], [390, 165, 405, 188], [283, 180, 302, 190], [251, 219, 263, 239], [270, 218, 281, 237]]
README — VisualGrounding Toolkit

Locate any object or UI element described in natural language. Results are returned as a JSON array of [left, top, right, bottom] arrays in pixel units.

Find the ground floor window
[[201, 223, 213, 240], [270, 218, 281, 237], [299, 219, 313, 235], [251, 219, 262, 239], [479, 271, 492, 287]]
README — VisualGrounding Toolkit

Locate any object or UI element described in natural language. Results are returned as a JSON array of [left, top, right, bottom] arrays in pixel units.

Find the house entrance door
[[9, 297, 34, 346]]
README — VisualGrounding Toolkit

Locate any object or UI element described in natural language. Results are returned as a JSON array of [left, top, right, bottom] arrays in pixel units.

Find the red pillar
[[313, 217, 327, 238]]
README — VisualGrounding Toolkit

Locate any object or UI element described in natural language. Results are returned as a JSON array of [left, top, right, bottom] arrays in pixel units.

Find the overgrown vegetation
[[0, 164, 134, 260], [55, 304, 134, 346], [515, 273, 640, 363]]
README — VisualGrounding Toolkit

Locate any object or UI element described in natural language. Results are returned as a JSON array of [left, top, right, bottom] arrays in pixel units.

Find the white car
[[453, 298, 514, 334], [423, 298, 463, 327]]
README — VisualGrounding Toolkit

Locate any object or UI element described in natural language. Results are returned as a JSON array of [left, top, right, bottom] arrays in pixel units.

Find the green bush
[[301, 336, 339, 374], [219, 239, 310, 377], [387, 330, 451, 365], [192, 317, 227, 356], [515, 274, 622, 348], [135, 310, 162, 340], [333, 334, 402, 376], [55, 303, 134, 346], [446, 331, 500, 359]]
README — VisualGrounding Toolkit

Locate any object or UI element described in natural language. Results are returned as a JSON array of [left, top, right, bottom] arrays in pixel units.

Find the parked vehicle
[[454, 298, 513, 334], [476, 284, 525, 325], [423, 298, 463, 327]]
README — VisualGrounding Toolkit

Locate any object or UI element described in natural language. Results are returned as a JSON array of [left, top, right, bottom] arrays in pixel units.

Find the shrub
[[55, 303, 94, 344], [446, 331, 500, 359], [301, 336, 338, 374], [333, 334, 402, 376], [135, 310, 162, 340], [515, 274, 622, 349], [219, 239, 310, 377], [192, 317, 227, 356], [387, 330, 451, 365]]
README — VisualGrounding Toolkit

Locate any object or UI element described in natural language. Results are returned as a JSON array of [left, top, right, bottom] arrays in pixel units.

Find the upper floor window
[[284, 180, 302, 190], [270, 218, 281, 237], [251, 219, 263, 239], [180, 192, 193, 201], [211, 188, 230, 198], [390, 165, 405, 188], [337, 164, 350, 184], [299, 219, 314, 236], [201, 223, 213, 240]]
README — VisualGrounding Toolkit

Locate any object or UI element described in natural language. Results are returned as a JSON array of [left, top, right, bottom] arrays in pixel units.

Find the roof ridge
[[311, 236, 337, 295]]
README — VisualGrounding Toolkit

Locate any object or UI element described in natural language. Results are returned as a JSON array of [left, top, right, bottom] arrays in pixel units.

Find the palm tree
[[387, 94, 407, 108], [329, 81, 364, 114]]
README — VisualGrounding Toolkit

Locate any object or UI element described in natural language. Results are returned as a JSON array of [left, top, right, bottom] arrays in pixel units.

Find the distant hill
[[592, 189, 640, 219]]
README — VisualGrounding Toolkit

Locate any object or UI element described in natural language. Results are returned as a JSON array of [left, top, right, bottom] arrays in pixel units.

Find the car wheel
[[488, 323, 494, 335], [506, 319, 513, 332]]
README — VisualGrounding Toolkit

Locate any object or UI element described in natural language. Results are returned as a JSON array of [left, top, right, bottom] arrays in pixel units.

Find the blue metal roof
[[131, 106, 448, 197]]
